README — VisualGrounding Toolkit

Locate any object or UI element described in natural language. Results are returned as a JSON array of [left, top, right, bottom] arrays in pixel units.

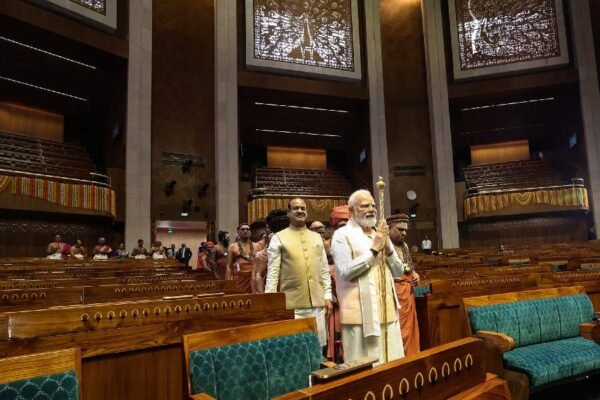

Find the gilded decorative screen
[[245, 0, 361, 80], [69, 0, 106, 15], [448, 0, 569, 79]]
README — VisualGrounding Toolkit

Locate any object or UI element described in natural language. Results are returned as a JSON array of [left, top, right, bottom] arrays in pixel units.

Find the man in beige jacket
[[331, 189, 404, 364], [265, 198, 333, 346]]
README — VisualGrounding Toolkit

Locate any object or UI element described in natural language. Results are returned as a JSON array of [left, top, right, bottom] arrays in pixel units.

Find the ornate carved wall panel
[[69, 0, 105, 15], [245, 0, 362, 80], [37, 0, 117, 29], [448, 0, 569, 79]]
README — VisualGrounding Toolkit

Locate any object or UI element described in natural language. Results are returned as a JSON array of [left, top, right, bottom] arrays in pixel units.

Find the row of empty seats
[[254, 167, 353, 196], [463, 159, 568, 193], [0, 130, 94, 180]]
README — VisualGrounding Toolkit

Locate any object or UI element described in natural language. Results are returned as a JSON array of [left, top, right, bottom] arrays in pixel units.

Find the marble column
[[214, 0, 239, 235], [365, 0, 391, 214], [570, 0, 600, 231], [421, 0, 460, 248], [125, 0, 152, 249]]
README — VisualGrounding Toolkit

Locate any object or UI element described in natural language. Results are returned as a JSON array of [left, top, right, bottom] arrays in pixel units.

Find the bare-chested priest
[[387, 213, 420, 356], [227, 223, 260, 293], [69, 240, 87, 259], [331, 190, 404, 364], [46, 234, 69, 259], [266, 198, 333, 347]]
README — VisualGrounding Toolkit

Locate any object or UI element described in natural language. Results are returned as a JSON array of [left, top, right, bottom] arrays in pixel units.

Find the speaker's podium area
[[2, 0, 600, 399]]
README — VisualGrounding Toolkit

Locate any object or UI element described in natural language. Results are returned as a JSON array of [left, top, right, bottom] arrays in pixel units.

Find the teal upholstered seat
[[503, 337, 600, 389], [414, 284, 430, 297], [468, 294, 594, 347], [0, 370, 79, 400], [189, 331, 322, 400], [467, 293, 598, 390]]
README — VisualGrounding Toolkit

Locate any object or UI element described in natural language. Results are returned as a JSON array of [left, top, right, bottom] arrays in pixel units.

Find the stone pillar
[[125, 0, 152, 249], [215, 0, 239, 235], [365, 0, 391, 214], [421, 0, 460, 248], [570, 0, 600, 231]]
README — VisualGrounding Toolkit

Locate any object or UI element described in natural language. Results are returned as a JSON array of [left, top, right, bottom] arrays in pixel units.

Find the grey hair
[[348, 189, 373, 207]]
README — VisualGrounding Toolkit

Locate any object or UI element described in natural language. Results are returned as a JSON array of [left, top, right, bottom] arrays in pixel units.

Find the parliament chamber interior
[[0, 0, 599, 399]]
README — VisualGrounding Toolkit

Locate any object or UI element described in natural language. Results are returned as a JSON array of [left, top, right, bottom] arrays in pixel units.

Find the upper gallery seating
[[254, 167, 353, 197], [0, 130, 94, 180], [463, 160, 568, 194]]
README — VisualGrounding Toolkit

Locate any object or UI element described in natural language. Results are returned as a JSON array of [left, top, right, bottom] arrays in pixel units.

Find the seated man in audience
[[47, 234, 70, 259], [69, 240, 87, 259], [150, 241, 166, 260], [112, 243, 128, 259], [93, 237, 112, 260], [331, 190, 404, 364], [266, 198, 332, 348], [131, 239, 148, 258], [387, 213, 420, 356]]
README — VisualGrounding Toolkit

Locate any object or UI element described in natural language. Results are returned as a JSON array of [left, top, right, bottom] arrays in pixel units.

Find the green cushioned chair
[[0, 348, 81, 400], [464, 287, 600, 395], [183, 318, 322, 400]]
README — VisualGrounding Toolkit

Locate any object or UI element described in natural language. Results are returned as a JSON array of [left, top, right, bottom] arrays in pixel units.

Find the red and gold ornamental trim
[[248, 197, 347, 223], [0, 175, 116, 218], [464, 187, 588, 218]]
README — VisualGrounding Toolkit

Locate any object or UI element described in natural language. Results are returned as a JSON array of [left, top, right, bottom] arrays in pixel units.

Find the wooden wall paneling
[[151, 0, 216, 223], [0, 102, 64, 141], [267, 147, 327, 169], [379, 0, 438, 245], [0, 213, 116, 258], [470, 140, 530, 165]]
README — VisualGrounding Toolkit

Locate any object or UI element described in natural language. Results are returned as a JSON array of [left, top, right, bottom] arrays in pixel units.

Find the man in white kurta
[[331, 190, 405, 364], [265, 198, 333, 346]]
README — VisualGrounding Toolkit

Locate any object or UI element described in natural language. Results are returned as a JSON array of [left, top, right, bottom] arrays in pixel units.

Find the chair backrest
[[464, 286, 594, 347], [183, 318, 322, 400], [0, 348, 81, 400]]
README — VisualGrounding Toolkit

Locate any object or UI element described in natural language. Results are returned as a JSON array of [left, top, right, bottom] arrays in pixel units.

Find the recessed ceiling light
[[256, 128, 342, 138], [0, 35, 97, 70], [459, 97, 555, 112], [254, 102, 349, 113], [0, 75, 88, 101]]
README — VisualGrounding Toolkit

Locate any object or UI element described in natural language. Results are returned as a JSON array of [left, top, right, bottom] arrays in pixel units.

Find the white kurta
[[331, 218, 405, 364], [265, 233, 332, 346]]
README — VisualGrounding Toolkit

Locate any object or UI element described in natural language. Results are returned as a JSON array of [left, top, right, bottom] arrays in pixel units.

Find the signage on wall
[[245, 0, 362, 80]]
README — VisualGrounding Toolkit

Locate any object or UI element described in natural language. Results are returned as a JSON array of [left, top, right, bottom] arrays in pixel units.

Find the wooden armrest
[[190, 393, 216, 400], [580, 322, 600, 344], [321, 360, 337, 368], [475, 330, 515, 353]]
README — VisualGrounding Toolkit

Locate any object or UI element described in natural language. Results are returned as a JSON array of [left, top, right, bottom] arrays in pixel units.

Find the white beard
[[355, 214, 377, 228]]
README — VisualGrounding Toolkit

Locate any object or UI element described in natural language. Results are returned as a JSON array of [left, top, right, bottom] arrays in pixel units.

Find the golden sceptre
[[375, 176, 389, 363]]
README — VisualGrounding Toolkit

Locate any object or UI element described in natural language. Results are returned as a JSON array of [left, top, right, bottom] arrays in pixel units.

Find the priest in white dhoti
[[331, 189, 405, 364], [266, 198, 333, 347]]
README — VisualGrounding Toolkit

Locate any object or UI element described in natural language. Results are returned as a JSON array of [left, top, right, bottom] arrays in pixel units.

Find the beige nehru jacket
[[265, 226, 332, 309]]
